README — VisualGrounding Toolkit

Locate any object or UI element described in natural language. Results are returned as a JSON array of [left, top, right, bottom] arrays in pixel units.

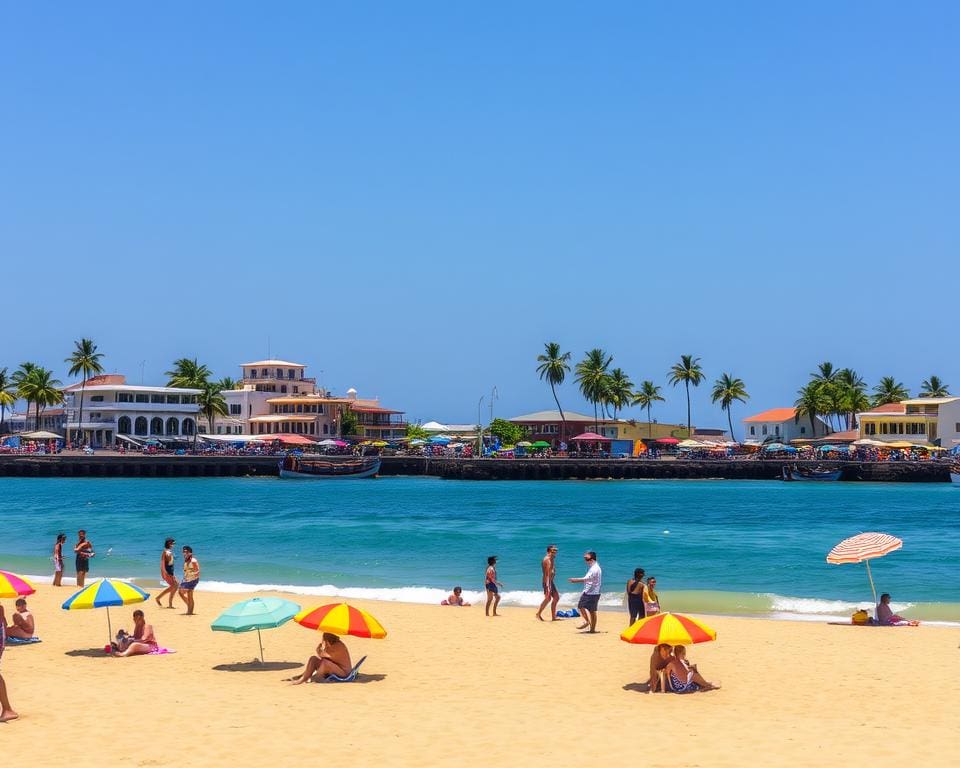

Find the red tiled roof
[[865, 403, 906, 414], [743, 407, 797, 423], [350, 405, 403, 414]]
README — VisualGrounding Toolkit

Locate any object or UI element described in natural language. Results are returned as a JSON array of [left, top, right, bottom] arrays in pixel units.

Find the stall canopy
[[20, 431, 62, 440], [570, 432, 611, 442]]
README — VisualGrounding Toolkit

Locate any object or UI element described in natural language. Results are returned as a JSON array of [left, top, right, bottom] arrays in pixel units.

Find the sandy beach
[[2, 583, 957, 767]]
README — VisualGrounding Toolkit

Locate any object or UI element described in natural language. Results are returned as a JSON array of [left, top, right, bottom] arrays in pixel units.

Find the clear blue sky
[[2, 2, 957, 429]]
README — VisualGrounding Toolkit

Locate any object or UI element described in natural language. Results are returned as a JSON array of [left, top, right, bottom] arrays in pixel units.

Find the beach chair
[[317, 655, 367, 683]]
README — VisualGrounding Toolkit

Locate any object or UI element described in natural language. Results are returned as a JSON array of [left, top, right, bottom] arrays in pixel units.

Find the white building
[[858, 397, 960, 446], [63, 374, 201, 448], [742, 407, 831, 444]]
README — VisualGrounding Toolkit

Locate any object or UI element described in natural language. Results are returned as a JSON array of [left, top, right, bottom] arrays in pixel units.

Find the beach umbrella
[[516, 441, 532, 447], [531, 441, 551, 448], [620, 612, 717, 646], [826, 532, 903, 608], [294, 603, 387, 639], [211, 597, 301, 662], [0, 570, 36, 598], [62, 579, 150, 644]]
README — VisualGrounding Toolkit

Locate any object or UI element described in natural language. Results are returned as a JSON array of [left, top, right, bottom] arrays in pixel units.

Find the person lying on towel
[[112, 610, 159, 656], [876, 594, 919, 626]]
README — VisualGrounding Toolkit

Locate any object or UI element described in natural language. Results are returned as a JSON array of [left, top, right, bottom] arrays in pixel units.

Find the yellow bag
[[852, 609, 869, 625]]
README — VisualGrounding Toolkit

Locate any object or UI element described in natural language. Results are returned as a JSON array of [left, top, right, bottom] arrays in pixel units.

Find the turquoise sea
[[0, 477, 957, 623]]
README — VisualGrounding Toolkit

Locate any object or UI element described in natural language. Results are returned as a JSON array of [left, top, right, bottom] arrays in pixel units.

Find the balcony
[[65, 402, 200, 413]]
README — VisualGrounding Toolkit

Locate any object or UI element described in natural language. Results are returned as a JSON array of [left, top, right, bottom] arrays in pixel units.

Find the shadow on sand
[[213, 660, 302, 672], [622, 682, 654, 693], [65, 648, 111, 658]]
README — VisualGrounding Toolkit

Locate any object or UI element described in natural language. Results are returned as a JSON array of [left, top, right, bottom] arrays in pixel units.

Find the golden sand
[[3, 585, 958, 767]]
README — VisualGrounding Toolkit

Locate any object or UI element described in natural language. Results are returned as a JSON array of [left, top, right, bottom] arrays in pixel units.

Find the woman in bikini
[[643, 575, 661, 617], [52, 533, 66, 587], [112, 610, 159, 657], [155, 538, 179, 608], [626, 567, 646, 625], [665, 645, 718, 693], [290, 633, 352, 684]]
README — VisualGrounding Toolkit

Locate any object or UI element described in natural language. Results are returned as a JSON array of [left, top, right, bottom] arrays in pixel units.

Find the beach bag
[[851, 609, 870, 625]]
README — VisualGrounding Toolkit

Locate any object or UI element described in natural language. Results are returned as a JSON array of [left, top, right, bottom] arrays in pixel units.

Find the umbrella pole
[[865, 560, 878, 616], [257, 628, 264, 663], [107, 605, 113, 646]]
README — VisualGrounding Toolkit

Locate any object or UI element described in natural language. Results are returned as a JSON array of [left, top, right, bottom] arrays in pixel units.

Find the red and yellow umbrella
[[294, 603, 387, 639], [620, 612, 716, 646], [0, 570, 36, 598]]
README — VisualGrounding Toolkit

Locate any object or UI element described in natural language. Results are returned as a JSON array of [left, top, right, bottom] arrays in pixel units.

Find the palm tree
[[575, 349, 612, 432], [872, 376, 909, 406], [835, 368, 867, 430], [217, 377, 239, 391], [632, 381, 665, 438], [196, 384, 228, 447], [919, 375, 950, 398], [536, 342, 572, 442], [667, 355, 704, 437], [11, 363, 38, 428], [795, 382, 830, 438], [605, 368, 634, 421], [0, 368, 15, 434], [16, 366, 63, 432], [810, 362, 840, 429], [65, 338, 105, 446], [710, 373, 749, 442], [165, 358, 212, 389]]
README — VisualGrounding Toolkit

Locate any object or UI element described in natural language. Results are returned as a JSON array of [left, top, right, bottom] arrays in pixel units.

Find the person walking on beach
[[643, 576, 660, 616], [485, 556, 503, 617], [178, 545, 200, 615], [626, 568, 646, 625], [569, 550, 602, 633], [155, 538, 179, 609], [52, 533, 66, 586], [74, 529, 94, 587], [537, 545, 560, 621], [0, 604, 19, 722]]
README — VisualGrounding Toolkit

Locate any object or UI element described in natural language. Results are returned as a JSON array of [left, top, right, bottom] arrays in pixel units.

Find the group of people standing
[[51, 533, 201, 615]]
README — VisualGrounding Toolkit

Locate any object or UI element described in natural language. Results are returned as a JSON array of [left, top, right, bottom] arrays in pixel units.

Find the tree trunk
[[550, 382, 566, 447], [685, 381, 691, 436], [77, 377, 87, 447], [593, 402, 598, 433], [727, 407, 735, 443], [647, 405, 653, 438]]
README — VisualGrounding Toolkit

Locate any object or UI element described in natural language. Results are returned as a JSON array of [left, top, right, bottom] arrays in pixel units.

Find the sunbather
[[648, 643, 672, 691], [290, 633, 352, 685], [665, 645, 719, 693], [3, 599, 35, 640], [876, 593, 919, 626], [444, 586, 470, 606], [112, 610, 158, 657]]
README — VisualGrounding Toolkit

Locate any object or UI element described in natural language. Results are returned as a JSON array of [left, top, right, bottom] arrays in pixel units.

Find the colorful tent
[[570, 432, 611, 442]]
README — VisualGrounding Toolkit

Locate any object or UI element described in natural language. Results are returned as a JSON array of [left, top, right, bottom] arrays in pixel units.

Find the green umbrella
[[531, 441, 551, 448], [211, 597, 301, 662]]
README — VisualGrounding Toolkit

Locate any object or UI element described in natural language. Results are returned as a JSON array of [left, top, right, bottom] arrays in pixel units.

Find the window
[[135, 417, 148, 436], [276, 368, 283, 378], [318, 404, 325, 415], [90, 395, 104, 402], [262, 368, 268, 377], [775, 425, 780, 436], [229, 404, 242, 415], [800, 426, 806, 434], [749, 426, 755, 436], [166, 395, 180, 404], [151, 394, 164, 403], [135, 394, 149, 403], [117, 416, 132, 434], [762, 425, 768, 435], [864, 422, 876, 435], [280, 385, 287, 393], [250, 369, 257, 379], [323, 423, 329, 435], [293, 386, 299, 394], [288, 369, 294, 379], [117, 393, 132, 403], [296, 404, 303, 413]]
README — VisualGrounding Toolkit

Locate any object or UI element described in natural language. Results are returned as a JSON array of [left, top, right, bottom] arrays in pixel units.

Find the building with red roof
[[741, 407, 831, 444]]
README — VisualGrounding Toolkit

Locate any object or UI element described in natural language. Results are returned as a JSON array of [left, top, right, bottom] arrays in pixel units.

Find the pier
[[0, 454, 950, 481]]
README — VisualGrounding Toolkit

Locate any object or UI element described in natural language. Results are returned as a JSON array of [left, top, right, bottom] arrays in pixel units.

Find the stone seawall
[[0, 455, 949, 482]]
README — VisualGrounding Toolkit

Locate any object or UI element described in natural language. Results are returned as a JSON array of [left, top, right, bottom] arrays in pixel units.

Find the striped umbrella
[[294, 603, 387, 639], [0, 570, 36, 598], [62, 579, 150, 645], [827, 532, 903, 609], [620, 612, 717, 646]]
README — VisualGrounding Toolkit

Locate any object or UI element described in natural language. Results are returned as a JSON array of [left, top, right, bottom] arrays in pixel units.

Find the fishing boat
[[789, 467, 842, 481], [278, 454, 380, 479], [950, 463, 960, 484]]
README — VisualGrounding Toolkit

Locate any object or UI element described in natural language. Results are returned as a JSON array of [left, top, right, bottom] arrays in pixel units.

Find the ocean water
[[1, 476, 958, 623]]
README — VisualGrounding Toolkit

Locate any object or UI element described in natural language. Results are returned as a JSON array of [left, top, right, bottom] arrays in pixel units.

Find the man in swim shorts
[[536, 544, 560, 621], [74, 529, 94, 587], [485, 555, 503, 617], [569, 550, 602, 633]]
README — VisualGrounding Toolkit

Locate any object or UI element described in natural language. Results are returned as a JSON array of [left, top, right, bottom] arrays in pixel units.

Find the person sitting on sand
[[3, 599, 35, 640], [445, 586, 470, 606], [112, 610, 158, 657], [876, 593, 919, 626], [0, 604, 19, 722], [290, 632, 352, 684], [665, 645, 718, 693], [648, 643, 672, 691]]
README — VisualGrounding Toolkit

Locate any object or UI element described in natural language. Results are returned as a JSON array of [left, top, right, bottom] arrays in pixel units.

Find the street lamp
[[477, 395, 484, 458]]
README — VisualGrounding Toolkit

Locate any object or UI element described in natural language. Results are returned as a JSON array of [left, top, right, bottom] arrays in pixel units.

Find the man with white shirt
[[569, 550, 602, 633]]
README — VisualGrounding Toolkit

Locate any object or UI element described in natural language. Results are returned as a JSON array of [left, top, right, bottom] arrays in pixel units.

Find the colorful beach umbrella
[[294, 603, 387, 639], [620, 612, 717, 646], [0, 570, 36, 598], [62, 579, 150, 644], [211, 597, 301, 662], [826, 532, 903, 608]]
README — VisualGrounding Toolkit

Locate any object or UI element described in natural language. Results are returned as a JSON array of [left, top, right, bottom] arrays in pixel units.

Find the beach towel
[[556, 609, 580, 618], [148, 647, 176, 655], [4, 636, 41, 645]]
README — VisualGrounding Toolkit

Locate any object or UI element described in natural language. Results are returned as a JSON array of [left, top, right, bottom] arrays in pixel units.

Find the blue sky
[[1, 2, 957, 429]]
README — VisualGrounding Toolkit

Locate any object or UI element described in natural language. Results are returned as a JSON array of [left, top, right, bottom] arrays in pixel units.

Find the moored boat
[[790, 467, 842, 481], [278, 454, 380, 479], [951, 464, 960, 484]]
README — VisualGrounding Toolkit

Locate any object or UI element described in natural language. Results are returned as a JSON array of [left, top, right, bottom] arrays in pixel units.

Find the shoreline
[[19, 572, 959, 626]]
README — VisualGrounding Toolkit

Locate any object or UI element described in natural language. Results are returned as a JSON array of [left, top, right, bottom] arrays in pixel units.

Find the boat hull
[[278, 457, 380, 479], [790, 469, 842, 481], [951, 471, 960, 484]]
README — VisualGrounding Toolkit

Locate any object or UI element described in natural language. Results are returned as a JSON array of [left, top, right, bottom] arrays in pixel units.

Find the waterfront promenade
[[0, 454, 950, 481]]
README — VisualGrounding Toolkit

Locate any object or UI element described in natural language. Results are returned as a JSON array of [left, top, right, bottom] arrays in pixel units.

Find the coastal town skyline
[[3, 3, 958, 424]]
